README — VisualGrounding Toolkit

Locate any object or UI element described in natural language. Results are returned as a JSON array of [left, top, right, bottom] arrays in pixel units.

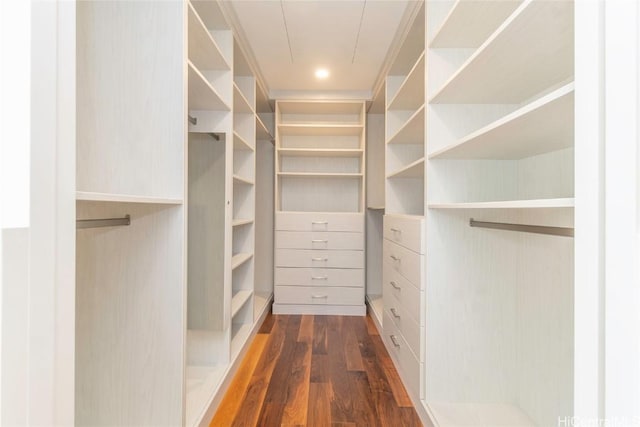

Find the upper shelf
[[428, 197, 575, 209], [76, 191, 182, 205], [278, 124, 363, 137], [233, 131, 253, 151], [256, 115, 273, 141], [387, 53, 425, 111], [187, 2, 230, 71], [387, 105, 425, 145], [278, 148, 363, 158], [429, 0, 574, 104], [429, 0, 522, 48], [387, 158, 425, 179], [429, 83, 574, 159], [278, 101, 363, 116], [233, 83, 254, 114], [188, 61, 231, 111]]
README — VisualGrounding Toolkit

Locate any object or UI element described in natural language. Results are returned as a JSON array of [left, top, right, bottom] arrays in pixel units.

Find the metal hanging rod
[[469, 218, 574, 237], [77, 215, 131, 230], [188, 115, 221, 141]]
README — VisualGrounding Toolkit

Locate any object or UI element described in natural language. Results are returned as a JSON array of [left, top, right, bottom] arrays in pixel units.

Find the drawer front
[[276, 212, 364, 232], [383, 262, 422, 325], [383, 239, 423, 288], [383, 289, 423, 359], [383, 215, 425, 254], [275, 285, 364, 306], [276, 267, 364, 287], [383, 310, 422, 399], [275, 231, 364, 250], [276, 249, 364, 269]]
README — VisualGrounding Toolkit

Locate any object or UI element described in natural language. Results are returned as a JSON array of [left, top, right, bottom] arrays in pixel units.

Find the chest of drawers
[[272, 212, 366, 315]]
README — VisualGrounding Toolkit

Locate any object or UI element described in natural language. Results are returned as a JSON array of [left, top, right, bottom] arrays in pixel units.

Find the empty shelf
[[233, 131, 254, 151], [278, 172, 363, 178], [188, 61, 231, 111], [232, 218, 254, 227], [76, 191, 182, 205], [231, 290, 253, 318], [428, 402, 535, 427], [429, 83, 574, 159], [233, 175, 254, 186], [387, 53, 425, 111], [278, 124, 363, 136], [387, 158, 425, 179], [187, 3, 230, 71], [231, 252, 253, 270], [387, 105, 425, 145], [430, 0, 574, 104], [278, 148, 363, 158], [256, 115, 273, 141], [233, 83, 254, 114], [428, 197, 575, 209], [429, 0, 523, 48]]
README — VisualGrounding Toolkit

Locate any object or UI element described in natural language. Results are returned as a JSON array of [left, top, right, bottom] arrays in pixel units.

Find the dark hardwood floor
[[211, 313, 422, 426]]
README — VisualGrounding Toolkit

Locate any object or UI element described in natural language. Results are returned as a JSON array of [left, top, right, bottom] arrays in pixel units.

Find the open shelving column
[[186, 1, 233, 425], [424, 0, 575, 425], [274, 100, 366, 315]]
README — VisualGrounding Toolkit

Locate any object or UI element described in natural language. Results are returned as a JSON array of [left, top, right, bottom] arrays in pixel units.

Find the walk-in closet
[[2, 0, 639, 426]]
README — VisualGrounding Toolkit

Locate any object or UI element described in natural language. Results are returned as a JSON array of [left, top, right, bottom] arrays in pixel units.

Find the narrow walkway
[[211, 314, 422, 426]]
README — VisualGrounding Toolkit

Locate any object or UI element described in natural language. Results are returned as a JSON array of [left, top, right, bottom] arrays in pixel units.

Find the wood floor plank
[[310, 353, 329, 383], [281, 341, 312, 426], [343, 317, 365, 372], [209, 334, 268, 426], [366, 315, 380, 336], [297, 314, 314, 343], [307, 382, 331, 427], [262, 315, 302, 405], [349, 370, 381, 427], [312, 315, 328, 355], [371, 334, 413, 407], [258, 312, 275, 334], [326, 316, 355, 424], [232, 315, 289, 427]]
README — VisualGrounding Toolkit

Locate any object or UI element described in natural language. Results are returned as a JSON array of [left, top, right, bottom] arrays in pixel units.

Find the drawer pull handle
[[390, 281, 401, 290], [312, 221, 328, 225], [390, 255, 400, 262], [390, 308, 400, 318], [390, 228, 401, 233], [312, 257, 328, 262], [311, 294, 328, 299], [390, 335, 401, 347], [311, 239, 328, 243], [312, 276, 328, 280]]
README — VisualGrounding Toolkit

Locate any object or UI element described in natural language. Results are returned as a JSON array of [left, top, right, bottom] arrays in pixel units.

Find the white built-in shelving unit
[[273, 100, 366, 315], [424, 0, 577, 425], [75, 2, 274, 426], [377, 3, 428, 413]]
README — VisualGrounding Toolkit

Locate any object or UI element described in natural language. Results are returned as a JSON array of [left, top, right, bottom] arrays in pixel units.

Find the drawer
[[383, 310, 423, 399], [275, 231, 364, 250], [383, 239, 424, 287], [383, 288, 423, 359], [276, 249, 364, 269], [276, 267, 364, 287], [383, 262, 422, 325], [275, 285, 363, 306], [383, 214, 425, 254], [275, 212, 364, 232]]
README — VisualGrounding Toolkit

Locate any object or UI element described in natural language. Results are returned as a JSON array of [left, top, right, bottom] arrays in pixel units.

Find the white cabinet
[[273, 101, 366, 315]]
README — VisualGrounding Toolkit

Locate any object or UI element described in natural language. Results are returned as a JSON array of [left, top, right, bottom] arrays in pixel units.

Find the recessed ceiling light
[[315, 68, 330, 79]]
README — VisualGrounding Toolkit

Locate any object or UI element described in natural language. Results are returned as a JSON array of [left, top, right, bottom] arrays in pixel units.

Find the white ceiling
[[227, 0, 419, 100]]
